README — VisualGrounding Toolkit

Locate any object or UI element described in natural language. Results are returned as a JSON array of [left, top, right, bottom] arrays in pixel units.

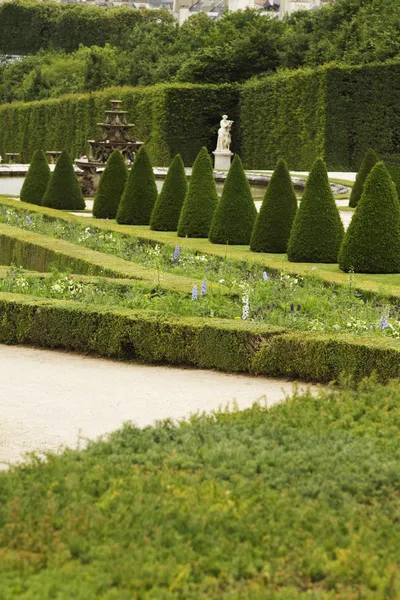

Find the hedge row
[[240, 61, 400, 170], [0, 84, 239, 166], [0, 1, 173, 54], [1, 292, 400, 382], [1, 60, 400, 169], [0, 223, 204, 292]]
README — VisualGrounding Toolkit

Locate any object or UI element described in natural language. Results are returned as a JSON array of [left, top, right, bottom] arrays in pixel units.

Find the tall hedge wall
[[240, 61, 400, 171], [0, 1, 173, 54], [0, 83, 239, 166]]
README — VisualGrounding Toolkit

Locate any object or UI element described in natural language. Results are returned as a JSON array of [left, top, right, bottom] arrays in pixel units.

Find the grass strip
[[0, 223, 215, 293]]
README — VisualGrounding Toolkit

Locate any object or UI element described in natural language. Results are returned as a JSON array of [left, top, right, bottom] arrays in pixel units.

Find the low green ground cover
[[3, 264, 400, 339], [0, 379, 399, 599]]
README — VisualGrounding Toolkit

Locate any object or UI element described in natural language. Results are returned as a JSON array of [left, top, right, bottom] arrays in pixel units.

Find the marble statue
[[216, 115, 233, 152]]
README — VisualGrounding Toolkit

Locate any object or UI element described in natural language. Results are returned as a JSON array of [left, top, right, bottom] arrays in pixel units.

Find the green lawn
[[0, 379, 399, 599]]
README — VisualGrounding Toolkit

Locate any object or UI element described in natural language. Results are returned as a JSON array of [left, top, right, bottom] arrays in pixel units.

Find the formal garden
[[0, 0, 400, 597]]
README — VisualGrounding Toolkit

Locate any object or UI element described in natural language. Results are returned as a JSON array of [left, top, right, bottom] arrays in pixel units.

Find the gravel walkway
[[0, 345, 315, 469]]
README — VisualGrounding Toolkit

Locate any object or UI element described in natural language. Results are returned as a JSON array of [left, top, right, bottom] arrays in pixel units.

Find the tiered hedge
[[1, 291, 400, 383], [0, 83, 239, 166], [240, 61, 400, 170], [0, 1, 173, 54]]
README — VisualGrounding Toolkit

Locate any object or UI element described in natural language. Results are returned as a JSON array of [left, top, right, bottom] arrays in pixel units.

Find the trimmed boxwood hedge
[[209, 154, 257, 245], [0, 84, 239, 167], [150, 154, 188, 232], [41, 150, 85, 210], [250, 158, 297, 253], [1, 292, 400, 383], [19, 149, 50, 206], [116, 146, 158, 226], [349, 148, 379, 208], [177, 147, 218, 239], [287, 158, 344, 263], [339, 162, 400, 274], [92, 150, 128, 219]]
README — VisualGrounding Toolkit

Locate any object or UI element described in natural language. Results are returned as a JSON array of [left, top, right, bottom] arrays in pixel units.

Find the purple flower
[[379, 316, 389, 330], [200, 280, 207, 296], [191, 285, 198, 301], [173, 246, 180, 263], [262, 271, 269, 281], [26, 216, 32, 225]]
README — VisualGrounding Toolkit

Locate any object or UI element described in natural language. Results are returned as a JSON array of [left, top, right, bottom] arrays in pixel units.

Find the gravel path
[[0, 345, 315, 469]]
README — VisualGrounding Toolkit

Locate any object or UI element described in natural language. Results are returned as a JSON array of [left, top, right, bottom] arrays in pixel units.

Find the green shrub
[[287, 158, 344, 263], [339, 162, 400, 274], [41, 150, 85, 210], [19, 149, 50, 206], [177, 147, 218, 238], [209, 154, 257, 245], [349, 148, 379, 208], [92, 150, 128, 219], [116, 146, 157, 226], [250, 158, 297, 253], [150, 154, 187, 231]]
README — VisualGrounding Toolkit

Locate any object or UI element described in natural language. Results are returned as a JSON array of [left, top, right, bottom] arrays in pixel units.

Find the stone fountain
[[75, 99, 143, 195]]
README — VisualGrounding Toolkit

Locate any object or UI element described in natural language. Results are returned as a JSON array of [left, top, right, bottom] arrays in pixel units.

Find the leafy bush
[[116, 146, 157, 225], [209, 154, 257, 245], [1, 376, 400, 598], [177, 147, 218, 238], [92, 150, 128, 219], [250, 158, 297, 253], [349, 148, 379, 208], [150, 154, 187, 231], [287, 158, 344, 263], [339, 162, 400, 274], [41, 150, 85, 210], [19, 149, 50, 206]]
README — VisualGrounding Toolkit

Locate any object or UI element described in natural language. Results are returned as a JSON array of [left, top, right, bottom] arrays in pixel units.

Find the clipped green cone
[[339, 162, 400, 273], [250, 158, 297, 253], [150, 154, 187, 231], [349, 148, 379, 208], [93, 150, 128, 219], [209, 154, 257, 245], [177, 147, 218, 238], [287, 158, 344, 263], [41, 150, 85, 210], [116, 146, 157, 225], [20, 150, 51, 206]]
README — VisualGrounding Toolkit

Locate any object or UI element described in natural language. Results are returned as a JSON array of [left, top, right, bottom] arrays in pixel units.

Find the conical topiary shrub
[[92, 150, 128, 219], [20, 150, 51, 206], [150, 154, 187, 231], [349, 148, 379, 208], [209, 154, 257, 245], [287, 158, 344, 263], [116, 146, 157, 225], [41, 150, 85, 210], [339, 162, 400, 273], [250, 158, 297, 253], [177, 147, 218, 238]]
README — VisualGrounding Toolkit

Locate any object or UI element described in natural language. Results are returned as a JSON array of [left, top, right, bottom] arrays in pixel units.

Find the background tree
[[349, 148, 379, 208], [116, 146, 157, 225], [92, 150, 128, 219], [20, 149, 50, 205], [250, 158, 297, 253], [339, 162, 400, 273], [287, 158, 344, 263], [41, 150, 85, 210], [177, 147, 218, 238], [150, 154, 187, 231], [209, 154, 257, 245]]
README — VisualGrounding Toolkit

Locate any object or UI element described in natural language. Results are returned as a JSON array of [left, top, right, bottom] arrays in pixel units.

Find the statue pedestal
[[213, 150, 233, 171]]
